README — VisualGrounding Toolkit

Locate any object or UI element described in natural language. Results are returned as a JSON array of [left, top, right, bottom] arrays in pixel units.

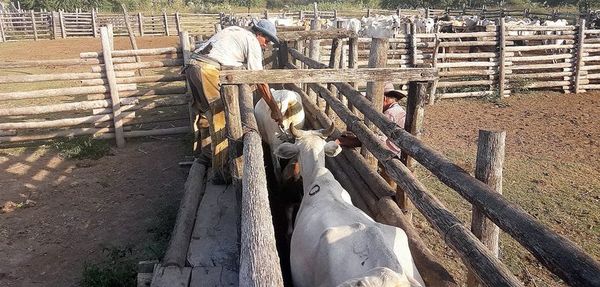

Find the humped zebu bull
[[255, 89, 305, 184], [275, 124, 425, 287]]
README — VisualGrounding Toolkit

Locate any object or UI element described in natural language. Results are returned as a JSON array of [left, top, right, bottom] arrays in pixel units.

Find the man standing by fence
[[184, 19, 284, 181]]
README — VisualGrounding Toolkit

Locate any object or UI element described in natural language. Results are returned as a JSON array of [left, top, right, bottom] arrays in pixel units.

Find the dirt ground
[[0, 137, 189, 287], [416, 91, 600, 286], [1, 37, 599, 286]]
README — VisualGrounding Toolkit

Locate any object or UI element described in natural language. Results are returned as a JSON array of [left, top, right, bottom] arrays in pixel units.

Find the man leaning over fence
[[183, 19, 284, 180]]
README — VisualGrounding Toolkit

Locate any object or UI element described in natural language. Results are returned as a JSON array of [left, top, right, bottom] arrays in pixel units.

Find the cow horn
[[321, 123, 335, 138], [289, 122, 305, 138]]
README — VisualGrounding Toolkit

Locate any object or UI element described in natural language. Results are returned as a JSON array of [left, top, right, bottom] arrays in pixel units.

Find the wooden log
[[437, 61, 498, 68], [90, 59, 183, 72], [120, 4, 142, 70], [122, 127, 189, 138], [506, 54, 572, 62], [163, 11, 169, 36], [59, 11, 66, 38], [410, 24, 417, 67], [438, 52, 497, 59], [30, 10, 37, 40], [439, 91, 496, 98], [0, 98, 137, 117], [0, 127, 112, 143], [100, 27, 125, 148], [0, 13, 5, 42], [277, 28, 355, 41], [308, 82, 522, 287], [362, 37, 388, 170], [0, 109, 132, 130], [324, 80, 600, 287], [510, 62, 573, 70], [162, 161, 207, 267], [0, 71, 133, 84], [91, 9, 97, 37], [467, 130, 506, 287], [506, 44, 574, 52], [377, 198, 458, 287], [0, 84, 136, 101], [575, 19, 586, 93], [308, 19, 322, 105], [175, 12, 181, 34], [0, 58, 102, 68], [138, 12, 144, 36], [439, 70, 496, 77], [437, 80, 495, 88], [505, 34, 575, 41], [239, 91, 284, 286], [222, 66, 435, 85], [81, 74, 185, 86], [223, 85, 244, 182]]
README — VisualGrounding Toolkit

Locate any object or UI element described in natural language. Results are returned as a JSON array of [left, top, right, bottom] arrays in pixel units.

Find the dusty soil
[[416, 91, 600, 286], [0, 37, 188, 287], [0, 138, 188, 287]]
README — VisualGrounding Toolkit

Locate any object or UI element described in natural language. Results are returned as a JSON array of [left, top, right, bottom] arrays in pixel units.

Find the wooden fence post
[[399, 81, 428, 214], [326, 37, 342, 118], [179, 31, 198, 150], [222, 85, 243, 183], [120, 4, 142, 74], [238, 85, 284, 287], [91, 8, 97, 37], [367, 8, 371, 17], [498, 17, 507, 97], [466, 130, 506, 287], [410, 22, 418, 67], [138, 12, 144, 36], [361, 37, 388, 170], [100, 27, 125, 148], [429, 34, 440, 105], [59, 10, 66, 38], [308, 19, 321, 104], [30, 10, 38, 40], [106, 23, 114, 50], [0, 12, 5, 43], [313, 2, 318, 19], [574, 19, 586, 93], [163, 11, 169, 36], [175, 12, 181, 34], [348, 36, 359, 114]]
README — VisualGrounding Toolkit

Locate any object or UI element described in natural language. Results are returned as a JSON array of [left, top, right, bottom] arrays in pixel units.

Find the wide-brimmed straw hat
[[384, 82, 406, 100], [252, 19, 279, 45]]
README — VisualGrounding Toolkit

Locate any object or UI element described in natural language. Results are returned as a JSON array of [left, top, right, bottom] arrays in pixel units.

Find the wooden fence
[[0, 26, 190, 144], [291, 19, 599, 100], [178, 28, 600, 286], [0, 10, 219, 41]]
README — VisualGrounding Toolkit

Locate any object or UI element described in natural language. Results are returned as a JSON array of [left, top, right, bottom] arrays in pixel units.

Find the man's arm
[[257, 83, 283, 125]]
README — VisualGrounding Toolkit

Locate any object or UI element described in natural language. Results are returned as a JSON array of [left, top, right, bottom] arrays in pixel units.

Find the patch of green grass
[[80, 246, 137, 287], [144, 201, 179, 259], [51, 136, 111, 160]]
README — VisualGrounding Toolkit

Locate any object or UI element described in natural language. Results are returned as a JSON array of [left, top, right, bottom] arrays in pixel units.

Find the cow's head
[[274, 123, 342, 181]]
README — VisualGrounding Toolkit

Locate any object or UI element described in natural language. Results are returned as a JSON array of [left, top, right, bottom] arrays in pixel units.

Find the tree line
[[8, 0, 600, 13]]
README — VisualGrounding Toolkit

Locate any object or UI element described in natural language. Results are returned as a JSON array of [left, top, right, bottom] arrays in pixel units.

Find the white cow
[[255, 89, 305, 183], [415, 17, 435, 33], [275, 124, 425, 287]]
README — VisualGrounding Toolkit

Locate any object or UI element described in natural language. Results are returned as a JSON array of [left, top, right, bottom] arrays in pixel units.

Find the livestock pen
[[144, 29, 600, 286]]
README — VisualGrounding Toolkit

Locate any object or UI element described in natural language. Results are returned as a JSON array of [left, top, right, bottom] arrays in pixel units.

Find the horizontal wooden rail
[[219, 67, 435, 85]]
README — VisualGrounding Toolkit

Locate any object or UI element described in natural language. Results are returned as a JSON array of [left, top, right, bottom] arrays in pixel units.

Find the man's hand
[[271, 109, 283, 126], [335, 132, 362, 148]]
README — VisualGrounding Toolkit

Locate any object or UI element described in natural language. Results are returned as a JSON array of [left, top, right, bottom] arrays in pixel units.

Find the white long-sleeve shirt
[[196, 26, 264, 70]]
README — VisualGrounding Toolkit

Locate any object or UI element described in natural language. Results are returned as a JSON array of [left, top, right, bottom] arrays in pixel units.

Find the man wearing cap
[[336, 83, 406, 153], [184, 19, 284, 166]]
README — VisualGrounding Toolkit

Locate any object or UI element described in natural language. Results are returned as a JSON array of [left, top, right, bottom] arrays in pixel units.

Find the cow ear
[[324, 141, 342, 157], [275, 143, 299, 159]]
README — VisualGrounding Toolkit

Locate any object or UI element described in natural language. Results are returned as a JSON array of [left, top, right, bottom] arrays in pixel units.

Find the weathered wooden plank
[[278, 28, 355, 41], [190, 266, 238, 286], [162, 162, 207, 267], [100, 27, 125, 148], [238, 90, 284, 287], [187, 183, 240, 271], [150, 265, 191, 287], [220, 67, 436, 84]]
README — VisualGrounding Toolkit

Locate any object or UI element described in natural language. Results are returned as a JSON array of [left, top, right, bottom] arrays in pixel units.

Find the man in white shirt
[[185, 19, 284, 168]]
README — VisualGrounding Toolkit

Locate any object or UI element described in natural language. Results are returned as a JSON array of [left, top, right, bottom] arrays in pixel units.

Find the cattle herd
[[220, 12, 582, 39]]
